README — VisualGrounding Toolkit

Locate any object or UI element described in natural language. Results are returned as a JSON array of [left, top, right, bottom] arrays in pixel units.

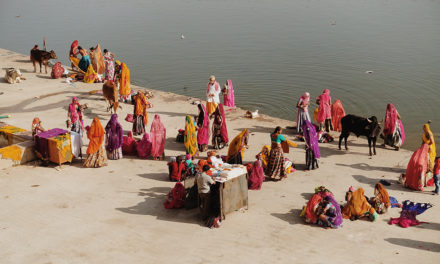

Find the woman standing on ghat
[[265, 126, 287, 180], [316, 89, 332, 132]]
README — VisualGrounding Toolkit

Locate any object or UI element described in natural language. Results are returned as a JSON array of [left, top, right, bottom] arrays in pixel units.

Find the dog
[[4, 68, 26, 84], [30, 49, 57, 74]]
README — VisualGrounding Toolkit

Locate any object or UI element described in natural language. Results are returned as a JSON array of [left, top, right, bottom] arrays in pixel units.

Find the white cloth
[[207, 82, 221, 104], [69, 131, 83, 158]]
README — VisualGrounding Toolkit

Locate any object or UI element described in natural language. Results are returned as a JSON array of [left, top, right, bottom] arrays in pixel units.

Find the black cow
[[338, 114, 382, 156], [30, 49, 57, 74]]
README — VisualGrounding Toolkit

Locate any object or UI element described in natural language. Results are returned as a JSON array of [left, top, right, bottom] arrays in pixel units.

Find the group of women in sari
[[302, 183, 391, 228], [296, 89, 345, 134]]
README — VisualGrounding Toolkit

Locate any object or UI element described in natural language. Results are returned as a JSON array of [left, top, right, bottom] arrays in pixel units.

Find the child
[[433, 157, 440, 195]]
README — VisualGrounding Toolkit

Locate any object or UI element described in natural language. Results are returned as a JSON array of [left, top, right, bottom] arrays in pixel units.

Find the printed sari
[[184, 115, 198, 157], [226, 129, 249, 164]]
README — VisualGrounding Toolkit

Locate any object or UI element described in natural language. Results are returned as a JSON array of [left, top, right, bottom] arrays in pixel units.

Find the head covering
[[260, 145, 271, 169], [302, 120, 320, 159], [119, 63, 131, 96], [375, 183, 390, 208], [331, 99, 345, 132], [342, 188, 375, 219], [383, 103, 398, 136], [227, 129, 249, 161], [223, 79, 235, 107], [300, 92, 310, 106], [115, 60, 121, 65], [136, 133, 152, 159], [86, 118, 105, 155], [184, 115, 198, 157], [32, 117, 40, 125], [150, 114, 166, 158], [105, 114, 123, 152], [197, 104, 210, 145]]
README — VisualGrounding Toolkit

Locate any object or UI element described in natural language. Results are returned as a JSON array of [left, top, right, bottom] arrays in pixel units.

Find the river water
[[1, 0, 439, 150]]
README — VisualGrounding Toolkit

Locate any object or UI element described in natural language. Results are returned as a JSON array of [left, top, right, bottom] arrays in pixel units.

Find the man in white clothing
[[206, 75, 221, 115]]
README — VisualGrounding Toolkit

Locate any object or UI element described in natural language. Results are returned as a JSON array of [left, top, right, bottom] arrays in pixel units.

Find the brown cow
[[102, 81, 120, 113]]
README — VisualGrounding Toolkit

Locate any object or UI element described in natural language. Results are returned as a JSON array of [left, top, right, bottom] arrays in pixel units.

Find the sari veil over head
[[150, 114, 166, 158], [227, 129, 248, 162], [302, 120, 320, 159], [422, 123, 436, 171], [331, 99, 345, 132], [316, 89, 331, 123], [87, 118, 105, 155], [223, 79, 235, 107], [105, 114, 123, 152], [215, 104, 229, 144], [184, 115, 198, 157]]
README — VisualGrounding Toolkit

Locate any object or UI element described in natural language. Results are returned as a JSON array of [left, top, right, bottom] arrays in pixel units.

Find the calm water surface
[[1, 0, 439, 150]]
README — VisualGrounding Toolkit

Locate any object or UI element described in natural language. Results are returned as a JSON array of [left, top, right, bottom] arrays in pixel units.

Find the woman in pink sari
[[197, 104, 210, 152], [296, 92, 311, 134], [67, 97, 84, 136], [150, 115, 166, 160], [382, 103, 405, 150], [136, 133, 152, 159], [223, 79, 235, 107], [316, 89, 332, 132]]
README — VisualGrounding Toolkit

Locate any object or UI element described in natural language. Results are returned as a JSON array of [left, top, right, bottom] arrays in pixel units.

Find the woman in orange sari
[[342, 187, 377, 221], [84, 118, 108, 168], [132, 91, 150, 136], [369, 183, 390, 214], [331, 99, 345, 132], [226, 129, 249, 164]]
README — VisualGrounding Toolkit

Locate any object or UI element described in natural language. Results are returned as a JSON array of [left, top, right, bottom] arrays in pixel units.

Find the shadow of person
[[116, 186, 202, 226], [137, 172, 169, 182], [352, 174, 425, 193], [385, 238, 440, 252], [271, 208, 306, 225], [336, 162, 405, 173]]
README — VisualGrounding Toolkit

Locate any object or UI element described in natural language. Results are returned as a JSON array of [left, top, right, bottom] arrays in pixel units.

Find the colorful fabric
[[136, 133, 152, 159], [92, 44, 105, 75], [84, 65, 97, 83], [383, 103, 398, 136], [297, 92, 311, 134], [265, 145, 285, 179], [226, 129, 248, 164], [150, 114, 166, 159], [69, 40, 78, 57], [51, 62, 64, 79], [83, 144, 108, 168], [35, 128, 68, 159], [388, 201, 432, 228], [197, 104, 210, 146], [122, 132, 137, 155], [0, 125, 26, 135], [260, 145, 271, 169], [184, 115, 198, 157], [103, 52, 115, 81], [105, 114, 123, 152], [211, 104, 228, 146], [168, 161, 186, 181], [405, 144, 429, 191], [248, 160, 265, 190], [86, 118, 105, 155], [0, 145, 22, 162], [119, 63, 131, 96], [342, 188, 376, 219], [50, 133, 73, 163], [206, 102, 217, 116], [223, 79, 235, 107], [302, 120, 320, 159], [69, 56, 85, 74], [375, 183, 390, 208], [134, 91, 148, 124], [331, 99, 345, 132], [164, 182, 186, 209], [305, 194, 323, 224], [78, 55, 91, 73], [422, 123, 436, 171], [316, 89, 331, 123]]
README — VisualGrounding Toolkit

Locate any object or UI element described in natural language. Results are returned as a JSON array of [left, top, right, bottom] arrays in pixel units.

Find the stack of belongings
[[34, 128, 73, 165], [0, 122, 35, 165]]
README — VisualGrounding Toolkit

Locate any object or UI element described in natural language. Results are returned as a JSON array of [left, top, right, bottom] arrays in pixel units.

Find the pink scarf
[[197, 104, 210, 145], [316, 89, 331, 123], [223, 79, 235, 107], [299, 92, 310, 111], [150, 114, 166, 158]]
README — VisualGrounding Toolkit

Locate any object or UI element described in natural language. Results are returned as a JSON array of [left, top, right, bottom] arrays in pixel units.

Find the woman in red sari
[[331, 99, 345, 132], [210, 104, 228, 149], [382, 103, 405, 150]]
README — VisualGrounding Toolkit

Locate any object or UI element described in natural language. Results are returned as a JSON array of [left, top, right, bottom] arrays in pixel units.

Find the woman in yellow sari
[[226, 129, 249, 164], [422, 122, 436, 172], [132, 91, 150, 136], [184, 115, 198, 157], [119, 63, 131, 101]]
